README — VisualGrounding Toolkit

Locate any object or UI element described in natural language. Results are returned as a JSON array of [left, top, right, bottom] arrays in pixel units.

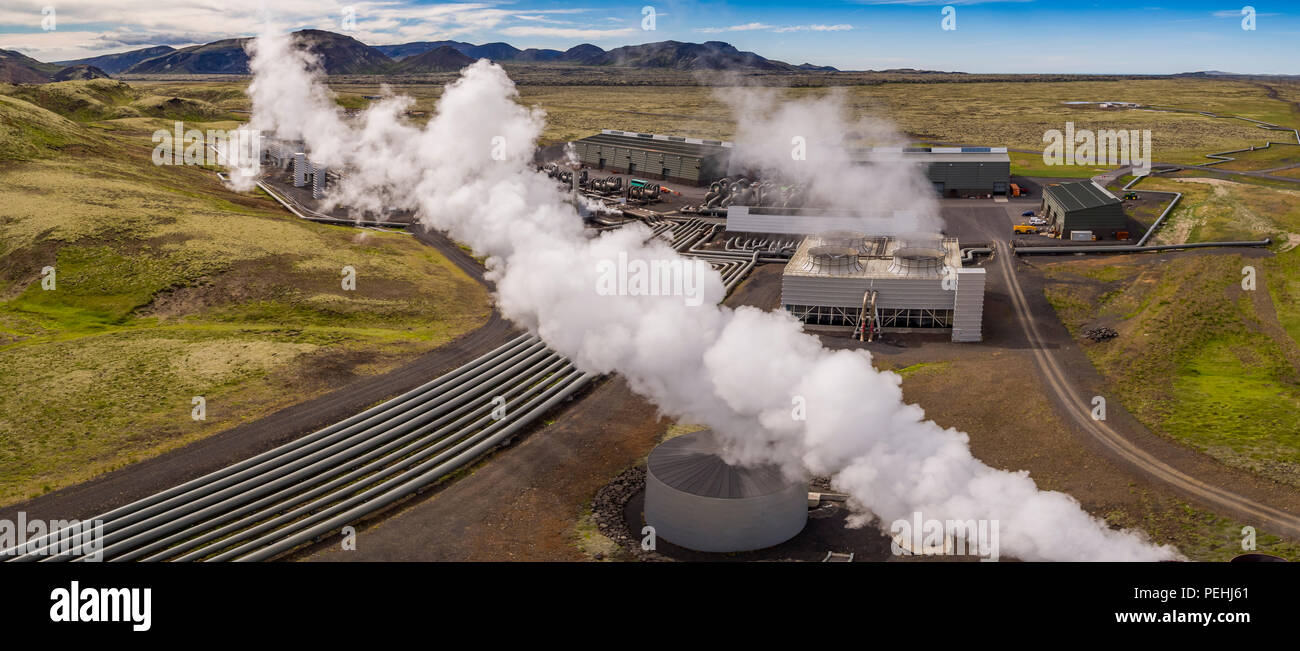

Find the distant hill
[[558, 44, 607, 65], [127, 30, 392, 74], [51, 64, 110, 81], [55, 46, 175, 75], [0, 49, 63, 83], [393, 45, 474, 73], [600, 40, 806, 71], [465, 42, 521, 61], [24, 30, 842, 78], [369, 37, 823, 71], [375, 40, 471, 61]]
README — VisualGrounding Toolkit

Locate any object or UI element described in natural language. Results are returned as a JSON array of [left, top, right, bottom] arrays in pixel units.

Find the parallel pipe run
[[230, 370, 592, 562], [4, 332, 535, 559], [74, 339, 554, 561], [256, 178, 407, 229], [1015, 239, 1272, 255], [4, 335, 595, 563], [125, 354, 572, 563]]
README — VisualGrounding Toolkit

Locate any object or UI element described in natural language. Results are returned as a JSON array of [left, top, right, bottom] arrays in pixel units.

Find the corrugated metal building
[[1041, 181, 1128, 239], [569, 129, 733, 185], [853, 147, 1012, 196], [727, 205, 909, 235], [781, 233, 986, 342]]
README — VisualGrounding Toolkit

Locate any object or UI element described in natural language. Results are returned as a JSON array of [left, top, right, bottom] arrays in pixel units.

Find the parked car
[[1021, 210, 1035, 217], [1029, 217, 1047, 226]]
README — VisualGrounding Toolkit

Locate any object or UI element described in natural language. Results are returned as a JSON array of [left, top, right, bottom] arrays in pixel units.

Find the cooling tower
[[312, 165, 326, 199], [293, 152, 307, 187], [644, 429, 808, 553]]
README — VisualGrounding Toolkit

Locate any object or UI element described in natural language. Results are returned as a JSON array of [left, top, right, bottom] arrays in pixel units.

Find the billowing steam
[[717, 86, 942, 233], [240, 26, 1178, 561]]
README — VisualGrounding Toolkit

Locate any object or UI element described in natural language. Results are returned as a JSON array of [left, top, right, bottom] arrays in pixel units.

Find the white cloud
[[696, 22, 774, 34], [0, 0, 605, 60], [773, 24, 854, 33], [1211, 9, 1278, 18], [499, 26, 637, 40], [697, 22, 853, 35]]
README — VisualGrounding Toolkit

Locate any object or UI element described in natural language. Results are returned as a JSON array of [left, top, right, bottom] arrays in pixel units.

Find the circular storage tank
[[644, 429, 808, 553]]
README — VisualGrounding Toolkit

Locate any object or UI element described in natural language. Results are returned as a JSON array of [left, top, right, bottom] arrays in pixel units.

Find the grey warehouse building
[[853, 147, 1012, 196], [1040, 181, 1128, 239], [571, 133, 1010, 194], [569, 129, 733, 186]]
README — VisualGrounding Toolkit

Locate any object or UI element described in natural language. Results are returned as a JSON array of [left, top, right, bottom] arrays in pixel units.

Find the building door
[[932, 181, 945, 194], [662, 167, 671, 180], [993, 181, 1007, 195], [598, 158, 605, 169], [627, 162, 636, 175]]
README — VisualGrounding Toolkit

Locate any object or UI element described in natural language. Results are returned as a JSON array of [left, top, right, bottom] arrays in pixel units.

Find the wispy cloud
[[696, 22, 774, 34], [1211, 9, 1278, 18], [773, 24, 854, 33], [500, 25, 638, 40], [697, 22, 853, 35]]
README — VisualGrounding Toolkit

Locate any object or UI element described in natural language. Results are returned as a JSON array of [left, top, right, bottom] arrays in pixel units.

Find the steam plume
[[240, 26, 1178, 561]]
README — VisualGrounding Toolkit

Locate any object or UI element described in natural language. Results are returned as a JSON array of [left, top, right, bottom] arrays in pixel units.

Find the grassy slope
[[1042, 177, 1300, 486], [0, 82, 490, 505]]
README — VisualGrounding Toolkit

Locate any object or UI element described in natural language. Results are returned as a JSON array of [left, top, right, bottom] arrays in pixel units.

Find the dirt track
[[994, 241, 1300, 539]]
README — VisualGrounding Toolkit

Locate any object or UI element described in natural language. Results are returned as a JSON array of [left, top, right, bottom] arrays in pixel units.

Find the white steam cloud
[[240, 25, 1178, 561]]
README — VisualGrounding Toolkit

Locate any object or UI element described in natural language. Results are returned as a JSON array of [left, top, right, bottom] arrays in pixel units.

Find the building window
[[782, 305, 954, 329]]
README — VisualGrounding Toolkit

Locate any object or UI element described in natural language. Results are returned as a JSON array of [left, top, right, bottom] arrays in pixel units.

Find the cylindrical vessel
[[645, 429, 808, 553]]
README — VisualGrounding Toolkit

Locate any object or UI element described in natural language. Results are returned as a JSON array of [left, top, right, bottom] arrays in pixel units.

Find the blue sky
[[0, 0, 1296, 73]]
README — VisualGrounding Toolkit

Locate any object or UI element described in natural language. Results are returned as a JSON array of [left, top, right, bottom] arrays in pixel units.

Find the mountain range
[[0, 29, 840, 83], [55, 46, 177, 75]]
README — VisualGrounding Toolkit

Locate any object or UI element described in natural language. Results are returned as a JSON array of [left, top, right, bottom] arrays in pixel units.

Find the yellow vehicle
[[1013, 224, 1038, 234]]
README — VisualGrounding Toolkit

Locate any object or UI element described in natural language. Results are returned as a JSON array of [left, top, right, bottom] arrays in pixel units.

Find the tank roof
[[647, 430, 795, 499]]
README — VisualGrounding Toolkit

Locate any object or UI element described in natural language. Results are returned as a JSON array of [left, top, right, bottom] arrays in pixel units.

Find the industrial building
[[262, 138, 330, 199], [644, 429, 808, 553], [852, 147, 1012, 196], [569, 129, 733, 186], [781, 232, 986, 342], [727, 205, 914, 236], [570, 133, 1009, 195], [1040, 181, 1128, 239]]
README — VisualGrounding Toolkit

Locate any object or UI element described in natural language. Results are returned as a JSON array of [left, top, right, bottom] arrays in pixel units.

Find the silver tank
[[645, 429, 808, 553]]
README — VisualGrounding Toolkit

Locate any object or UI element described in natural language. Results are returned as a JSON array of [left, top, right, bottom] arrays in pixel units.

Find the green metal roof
[[574, 132, 730, 159], [1045, 181, 1121, 212]]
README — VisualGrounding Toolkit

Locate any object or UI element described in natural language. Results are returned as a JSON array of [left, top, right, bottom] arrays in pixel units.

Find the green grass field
[[1042, 176, 1300, 486], [0, 81, 490, 505]]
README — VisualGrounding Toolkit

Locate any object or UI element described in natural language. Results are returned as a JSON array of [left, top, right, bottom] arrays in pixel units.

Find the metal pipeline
[[1015, 238, 1272, 255]]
